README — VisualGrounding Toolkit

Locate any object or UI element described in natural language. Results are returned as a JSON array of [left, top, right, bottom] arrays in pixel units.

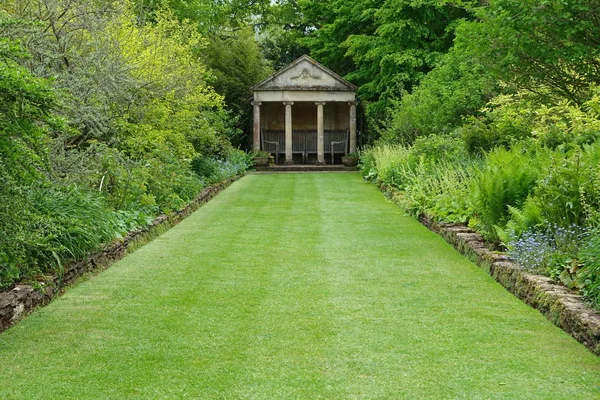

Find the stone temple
[[251, 55, 357, 165]]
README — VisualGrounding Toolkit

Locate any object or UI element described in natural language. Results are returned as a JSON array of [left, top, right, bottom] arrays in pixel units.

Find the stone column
[[316, 102, 326, 165], [252, 101, 261, 151], [284, 101, 294, 164], [349, 101, 357, 154]]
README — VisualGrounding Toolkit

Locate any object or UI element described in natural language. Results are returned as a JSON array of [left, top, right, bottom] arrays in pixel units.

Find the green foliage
[[495, 203, 543, 245], [409, 134, 468, 165], [578, 231, 600, 308], [202, 27, 272, 149], [361, 142, 475, 223], [455, 93, 539, 155], [0, 35, 55, 182], [383, 1, 600, 147], [0, 1, 251, 287], [528, 142, 600, 228], [385, 38, 499, 143], [398, 159, 476, 223], [258, 0, 311, 70], [344, 0, 475, 128], [457, 117, 505, 156], [191, 156, 222, 183], [191, 149, 249, 185], [358, 147, 376, 179], [457, 0, 600, 104], [531, 94, 600, 149], [133, 0, 272, 37], [271, 0, 475, 134], [134, 1, 273, 150], [471, 146, 548, 240], [258, 24, 309, 71], [0, 179, 118, 288], [360, 144, 413, 188]]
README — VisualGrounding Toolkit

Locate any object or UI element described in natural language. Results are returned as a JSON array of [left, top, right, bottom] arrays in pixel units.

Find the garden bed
[[418, 214, 600, 355], [0, 177, 241, 333]]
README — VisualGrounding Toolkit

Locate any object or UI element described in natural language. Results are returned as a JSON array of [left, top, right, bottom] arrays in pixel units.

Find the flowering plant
[[507, 223, 589, 287]]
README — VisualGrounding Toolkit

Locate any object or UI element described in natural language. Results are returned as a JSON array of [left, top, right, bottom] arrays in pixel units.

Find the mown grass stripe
[[0, 173, 598, 399]]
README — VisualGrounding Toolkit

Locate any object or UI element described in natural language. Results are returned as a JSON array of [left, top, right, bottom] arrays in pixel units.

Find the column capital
[[348, 101, 357, 106], [283, 101, 294, 106], [251, 101, 262, 107], [315, 101, 326, 106]]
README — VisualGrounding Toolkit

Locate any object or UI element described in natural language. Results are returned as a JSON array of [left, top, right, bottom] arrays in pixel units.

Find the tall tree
[[457, 0, 600, 104], [258, 0, 310, 70], [133, 0, 273, 149], [202, 27, 272, 149], [344, 0, 473, 128], [0, 32, 56, 182], [271, 0, 476, 134]]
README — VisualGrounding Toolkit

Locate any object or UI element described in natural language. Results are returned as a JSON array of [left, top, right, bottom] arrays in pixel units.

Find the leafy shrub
[[409, 134, 469, 165], [113, 209, 156, 234], [529, 142, 600, 227], [531, 99, 600, 149], [398, 160, 476, 224], [360, 144, 413, 188], [458, 117, 503, 155], [360, 142, 476, 224], [578, 231, 600, 308], [0, 36, 55, 183], [471, 146, 548, 240], [459, 111, 533, 156], [359, 148, 377, 180], [191, 156, 221, 183], [0, 182, 118, 288], [191, 149, 249, 185], [384, 45, 499, 144]]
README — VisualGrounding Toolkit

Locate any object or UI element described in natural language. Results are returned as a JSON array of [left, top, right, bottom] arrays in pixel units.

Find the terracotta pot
[[341, 156, 359, 167]]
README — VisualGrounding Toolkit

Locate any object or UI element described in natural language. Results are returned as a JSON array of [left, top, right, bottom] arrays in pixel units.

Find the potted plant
[[341, 151, 359, 167], [252, 151, 271, 167]]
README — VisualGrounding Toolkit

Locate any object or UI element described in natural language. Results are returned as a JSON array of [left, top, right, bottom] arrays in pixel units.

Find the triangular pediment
[[252, 55, 357, 92]]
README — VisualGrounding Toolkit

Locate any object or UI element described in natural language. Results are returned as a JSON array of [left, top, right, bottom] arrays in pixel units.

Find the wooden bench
[[326, 130, 349, 165], [261, 130, 284, 164]]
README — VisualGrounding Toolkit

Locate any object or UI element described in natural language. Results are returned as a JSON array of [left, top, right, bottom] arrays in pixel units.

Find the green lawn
[[1, 173, 599, 399]]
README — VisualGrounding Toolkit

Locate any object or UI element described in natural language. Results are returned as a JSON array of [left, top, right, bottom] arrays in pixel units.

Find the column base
[[284, 159, 294, 165], [316, 160, 326, 165]]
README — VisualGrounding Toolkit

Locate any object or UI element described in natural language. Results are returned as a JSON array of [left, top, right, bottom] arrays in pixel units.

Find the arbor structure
[[252, 55, 357, 164]]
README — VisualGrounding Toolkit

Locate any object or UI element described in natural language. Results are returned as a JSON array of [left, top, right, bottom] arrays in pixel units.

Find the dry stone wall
[[419, 215, 600, 356], [0, 177, 240, 333]]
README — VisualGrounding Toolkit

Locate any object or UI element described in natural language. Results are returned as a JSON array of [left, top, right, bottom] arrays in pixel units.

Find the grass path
[[1, 173, 599, 399]]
